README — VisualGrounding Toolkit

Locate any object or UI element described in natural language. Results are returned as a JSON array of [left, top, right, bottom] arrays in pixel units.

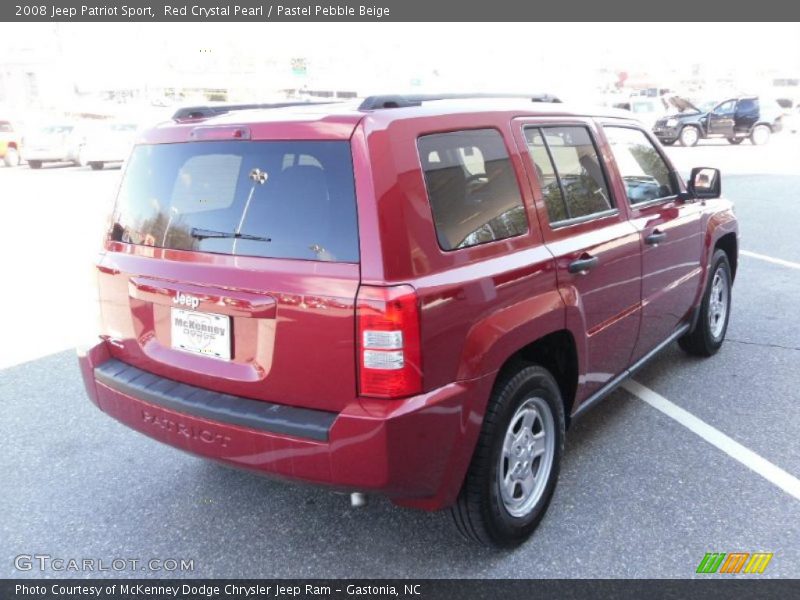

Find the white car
[[22, 123, 77, 169], [612, 96, 672, 130], [79, 122, 139, 170]]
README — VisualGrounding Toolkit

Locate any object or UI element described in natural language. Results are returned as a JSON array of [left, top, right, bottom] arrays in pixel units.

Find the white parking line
[[623, 379, 800, 502], [741, 250, 800, 270]]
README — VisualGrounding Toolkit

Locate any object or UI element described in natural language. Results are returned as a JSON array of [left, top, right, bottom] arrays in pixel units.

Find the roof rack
[[171, 101, 337, 120], [358, 93, 562, 110]]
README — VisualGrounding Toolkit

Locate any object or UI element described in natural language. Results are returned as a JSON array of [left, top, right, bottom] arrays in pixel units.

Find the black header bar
[[3, 0, 800, 22]]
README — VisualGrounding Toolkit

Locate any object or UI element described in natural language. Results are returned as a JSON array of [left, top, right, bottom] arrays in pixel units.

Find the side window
[[524, 129, 568, 222], [418, 129, 528, 251], [714, 100, 736, 115], [524, 125, 613, 223], [736, 98, 758, 114], [603, 126, 676, 205]]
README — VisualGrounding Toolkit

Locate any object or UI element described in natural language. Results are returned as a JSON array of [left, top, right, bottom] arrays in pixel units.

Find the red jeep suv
[[78, 95, 738, 547]]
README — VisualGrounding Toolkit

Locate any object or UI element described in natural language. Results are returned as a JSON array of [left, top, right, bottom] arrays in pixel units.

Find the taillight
[[357, 284, 422, 398]]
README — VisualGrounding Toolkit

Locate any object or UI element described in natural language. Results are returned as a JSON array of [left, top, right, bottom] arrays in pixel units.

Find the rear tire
[[727, 137, 744, 145], [89, 161, 104, 170], [3, 147, 20, 167], [28, 160, 42, 169], [750, 124, 770, 145], [451, 364, 565, 548], [679, 249, 732, 357], [679, 126, 700, 147], [660, 140, 676, 146]]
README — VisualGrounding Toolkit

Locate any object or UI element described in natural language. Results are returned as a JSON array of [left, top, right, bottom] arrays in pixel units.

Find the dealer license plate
[[171, 308, 231, 360]]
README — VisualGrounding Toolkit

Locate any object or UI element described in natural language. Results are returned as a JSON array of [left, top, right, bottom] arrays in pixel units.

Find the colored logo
[[696, 552, 773, 574]]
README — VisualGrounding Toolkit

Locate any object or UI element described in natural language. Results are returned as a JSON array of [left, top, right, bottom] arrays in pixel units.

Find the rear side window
[[736, 98, 758, 114], [524, 126, 613, 224], [110, 141, 359, 263], [418, 129, 528, 251]]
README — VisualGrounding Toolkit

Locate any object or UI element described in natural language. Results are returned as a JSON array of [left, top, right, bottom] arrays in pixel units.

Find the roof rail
[[171, 101, 337, 120], [358, 93, 562, 110]]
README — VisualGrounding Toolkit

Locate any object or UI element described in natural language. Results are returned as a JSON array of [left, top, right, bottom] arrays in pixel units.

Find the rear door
[[733, 98, 759, 134], [97, 138, 361, 413], [513, 119, 642, 402], [600, 124, 704, 362]]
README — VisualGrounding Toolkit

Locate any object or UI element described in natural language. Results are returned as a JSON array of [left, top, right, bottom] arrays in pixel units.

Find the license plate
[[171, 308, 231, 360]]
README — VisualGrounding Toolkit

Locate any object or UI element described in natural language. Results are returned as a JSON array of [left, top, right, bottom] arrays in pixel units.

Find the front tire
[[679, 126, 700, 147], [89, 161, 104, 170], [750, 124, 771, 145], [28, 160, 42, 169], [679, 249, 732, 357], [451, 364, 565, 548]]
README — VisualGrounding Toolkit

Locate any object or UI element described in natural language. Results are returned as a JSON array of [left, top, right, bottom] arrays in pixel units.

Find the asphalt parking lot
[[1, 134, 799, 578]]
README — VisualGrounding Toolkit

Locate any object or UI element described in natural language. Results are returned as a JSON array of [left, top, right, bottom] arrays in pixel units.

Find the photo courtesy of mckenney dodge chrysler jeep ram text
[[77, 94, 738, 548]]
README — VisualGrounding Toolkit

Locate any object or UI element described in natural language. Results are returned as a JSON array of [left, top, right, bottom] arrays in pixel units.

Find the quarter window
[[418, 129, 528, 251], [603, 126, 676, 204], [524, 126, 613, 223]]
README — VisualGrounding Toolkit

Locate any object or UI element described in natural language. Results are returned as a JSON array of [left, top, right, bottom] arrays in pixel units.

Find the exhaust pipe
[[350, 492, 367, 508]]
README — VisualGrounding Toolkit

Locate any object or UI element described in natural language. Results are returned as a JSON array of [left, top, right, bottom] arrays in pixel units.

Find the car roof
[[141, 98, 637, 144]]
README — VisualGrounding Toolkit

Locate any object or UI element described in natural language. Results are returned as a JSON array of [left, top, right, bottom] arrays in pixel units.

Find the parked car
[[79, 122, 140, 170], [77, 95, 738, 548], [0, 119, 22, 167], [653, 95, 783, 146], [775, 97, 799, 133], [612, 96, 672, 129], [21, 123, 77, 168]]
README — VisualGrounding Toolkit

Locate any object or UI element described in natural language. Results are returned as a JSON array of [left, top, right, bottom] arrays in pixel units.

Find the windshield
[[631, 101, 656, 113], [39, 125, 74, 135], [109, 140, 359, 263]]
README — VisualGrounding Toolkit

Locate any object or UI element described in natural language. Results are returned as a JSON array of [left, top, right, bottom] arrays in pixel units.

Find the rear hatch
[[97, 137, 361, 413]]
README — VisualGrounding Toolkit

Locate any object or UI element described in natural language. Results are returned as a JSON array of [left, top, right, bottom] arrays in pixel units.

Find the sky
[[1, 22, 799, 100]]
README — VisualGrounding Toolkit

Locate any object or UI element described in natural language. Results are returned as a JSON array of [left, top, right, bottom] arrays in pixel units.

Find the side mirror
[[687, 167, 721, 199]]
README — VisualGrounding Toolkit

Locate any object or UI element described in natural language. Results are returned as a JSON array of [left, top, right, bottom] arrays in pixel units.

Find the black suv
[[653, 96, 783, 146]]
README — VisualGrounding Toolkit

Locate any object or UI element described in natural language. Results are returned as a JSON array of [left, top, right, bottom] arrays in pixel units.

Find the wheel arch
[[715, 231, 738, 281], [681, 122, 705, 136], [492, 329, 580, 428]]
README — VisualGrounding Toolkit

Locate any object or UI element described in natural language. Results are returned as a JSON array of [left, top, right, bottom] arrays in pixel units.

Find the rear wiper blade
[[190, 227, 271, 242]]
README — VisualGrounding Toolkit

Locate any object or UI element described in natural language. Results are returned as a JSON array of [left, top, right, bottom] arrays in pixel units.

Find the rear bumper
[[78, 341, 493, 510]]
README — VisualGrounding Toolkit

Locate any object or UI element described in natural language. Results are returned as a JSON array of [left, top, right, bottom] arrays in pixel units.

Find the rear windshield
[[110, 140, 359, 263]]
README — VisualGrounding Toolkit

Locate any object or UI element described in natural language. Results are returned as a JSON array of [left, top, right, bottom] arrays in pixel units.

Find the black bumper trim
[[94, 359, 337, 442]]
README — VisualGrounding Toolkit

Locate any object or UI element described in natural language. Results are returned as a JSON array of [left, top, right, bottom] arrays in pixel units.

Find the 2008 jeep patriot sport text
[[78, 94, 738, 547]]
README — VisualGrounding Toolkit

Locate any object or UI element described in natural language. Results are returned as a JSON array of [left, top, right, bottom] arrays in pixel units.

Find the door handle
[[568, 255, 599, 274], [645, 230, 667, 245]]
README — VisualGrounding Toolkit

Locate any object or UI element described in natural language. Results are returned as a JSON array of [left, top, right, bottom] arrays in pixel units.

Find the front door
[[600, 124, 704, 362], [707, 99, 737, 137]]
